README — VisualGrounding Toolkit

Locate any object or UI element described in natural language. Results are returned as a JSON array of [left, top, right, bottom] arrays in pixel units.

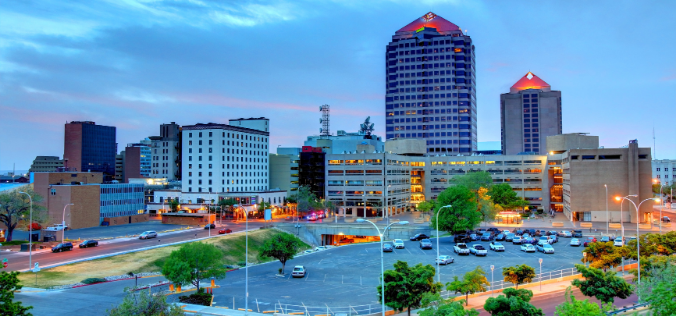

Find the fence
[[272, 302, 384, 316]]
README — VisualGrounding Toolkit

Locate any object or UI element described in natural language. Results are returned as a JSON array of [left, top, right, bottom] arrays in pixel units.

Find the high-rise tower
[[63, 121, 117, 178], [500, 72, 562, 155], [385, 12, 477, 154]]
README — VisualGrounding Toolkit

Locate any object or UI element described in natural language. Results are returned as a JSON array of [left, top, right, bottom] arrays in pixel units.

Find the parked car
[[613, 237, 624, 247], [662, 216, 671, 222], [487, 227, 500, 233], [453, 243, 470, 255], [527, 229, 538, 236], [512, 236, 523, 244], [292, 266, 306, 278], [537, 243, 555, 254], [600, 236, 611, 243], [523, 237, 536, 245], [572, 230, 583, 238], [570, 238, 581, 247], [383, 243, 394, 252], [520, 244, 536, 252], [52, 242, 73, 252], [548, 235, 558, 244], [436, 255, 454, 265], [502, 230, 511, 235], [560, 231, 572, 238], [495, 233, 505, 241], [393, 239, 405, 249], [419, 239, 433, 249], [218, 228, 232, 234], [480, 232, 493, 241], [307, 214, 317, 221], [505, 233, 515, 242], [515, 229, 524, 236], [489, 241, 505, 252], [204, 223, 216, 229], [454, 234, 471, 243], [469, 234, 479, 241], [583, 236, 597, 247], [78, 240, 98, 248], [475, 228, 487, 235], [469, 244, 487, 256], [545, 230, 558, 236], [537, 236, 550, 246], [139, 231, 157, 239], [45, 224, 68, 231], [410, 233, 430, 241], [522, 233, 531, 239]]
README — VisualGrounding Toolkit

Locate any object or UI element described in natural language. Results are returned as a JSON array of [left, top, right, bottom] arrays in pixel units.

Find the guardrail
[[273, 302, 384, 316], [606, 302, 649, 315]]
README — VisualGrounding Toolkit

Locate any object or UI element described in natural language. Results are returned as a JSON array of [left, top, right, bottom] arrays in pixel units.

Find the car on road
[[383, 243, 393, 252], [307, 214, 317, 221], [560, 231, 572, 238], [505, 233, 515, 242], [570, 238, 581, 247], [572, 230, 583, 238], [583, 236, 597, 247], [436, 255, 454, 265], [537, 243, 555, 254], [410, 233, 430, 241], [139, 231, 157, 239], [520, 244, 536, 252], [45, 224, 68, 231], [662, 216, 671, 222], [292, 266, 306, 278], [512, 236, 523, 244], [218, 228, 232, 234], [78, 240, 98, 248], [469, 233, 479, 241], [393, 239, 405, 249], [315, 246, 327, 252], [469, 244, 487, 256], [600, 236, 611, 243], [548, 235, 558, 244], [495, 233, 505, 241], [489, 241, 505, 252], [614, 237, 624, 247], [480, 232, 493, 241], [453, 243, 470, 255], [419, 239, 433, 249], [52, 242, 73, 253], [537, 236, 550, 246], [204, 223, 216, 229]]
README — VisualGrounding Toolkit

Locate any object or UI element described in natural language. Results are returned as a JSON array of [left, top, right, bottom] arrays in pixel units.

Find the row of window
[[186, 163, 268, 171], [188, 131, 267, 143], [187, 186, 267, 193], [386, 91, 475, 102], [188, 178, 266, 185], [386, 124, 473, 132], [655, 168, 676, 171], [387, 100, 475, 109], [392, 70, 472, 79], [187, 156, 268, 163], [393, 39, 470, 48], [187, 140, 267, 149], [100, 198, 143, 206], [187, 171, 266, 177], [386, 131, 475, 139]]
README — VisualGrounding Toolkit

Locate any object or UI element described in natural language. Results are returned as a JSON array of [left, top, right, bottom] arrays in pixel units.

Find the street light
[[62, 203, 74, 242], [604, 184, 608, 234], [18, 192, 33, 270], [435, 205, 452, 284], [356, 218, 409, 316], [490, 265, 494, 297], [654, 180, 666, 233], [245, 206, 249, 316], [538, 258, 543, 291], [615, 194, 636, 243], [582, 252, 587, 267]]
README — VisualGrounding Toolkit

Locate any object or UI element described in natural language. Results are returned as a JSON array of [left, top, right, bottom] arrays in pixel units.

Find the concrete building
[[385, 12, 477, 154], [229, 117, 269, 133], [181, 119, 269, 194], [500, 72, 562, 155], [149, 122, 182, 181], [115, 152, 124, 182], [147, 189, 286, 215], [269, 147, 301, 195], [28, 156, 64, 173], [304, 130, 384, 154], [63, 121, 117, 178], [123, 139, 152, 182], [653, 159, 676, 185]]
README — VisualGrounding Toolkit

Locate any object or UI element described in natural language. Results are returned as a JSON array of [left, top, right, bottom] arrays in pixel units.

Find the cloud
[[660, 73, 676, 81], [486, 62, 509, 72]]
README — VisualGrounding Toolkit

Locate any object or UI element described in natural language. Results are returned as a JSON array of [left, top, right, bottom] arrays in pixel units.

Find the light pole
[[62, 203, 74, 242], [435, 205, 452, 284], [538, 258, 543, 291], [583, 252, 587, 268], [490, 265, 494, 297], [604, 184, 608, 234], [245, 206, 249, 316], [356, 218, 409, 316], [654, 180, 665, 233], [18, 191, 33, 270], [618, 194, 636, 242]]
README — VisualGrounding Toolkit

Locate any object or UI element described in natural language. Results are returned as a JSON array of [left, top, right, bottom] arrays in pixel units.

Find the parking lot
[[208, 235, 586, 312]]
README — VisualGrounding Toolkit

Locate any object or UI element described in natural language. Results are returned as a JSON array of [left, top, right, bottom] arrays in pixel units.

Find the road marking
[[323, 274, 326, 283], [305, 271, 309, 281]]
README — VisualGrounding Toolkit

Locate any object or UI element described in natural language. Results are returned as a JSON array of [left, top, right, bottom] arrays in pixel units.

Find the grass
[[1, 240, 29, 246], [18, 229, 309, 289]]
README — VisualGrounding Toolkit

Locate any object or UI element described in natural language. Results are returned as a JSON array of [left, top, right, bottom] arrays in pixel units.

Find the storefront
[[496, 211, 522, 224]]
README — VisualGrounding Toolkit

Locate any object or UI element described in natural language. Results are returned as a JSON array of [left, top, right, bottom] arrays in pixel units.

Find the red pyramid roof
[[510, 72, 550, 93], [397, 12, 461, 33]]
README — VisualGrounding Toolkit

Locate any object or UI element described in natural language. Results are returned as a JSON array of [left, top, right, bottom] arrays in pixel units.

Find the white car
[[393, 239, 405, 249], [292, 265, 306, 278], [512, 236, 523, 244], [469, 244, 487, 256], [502, 230, 511, 235], [314, 246, 327, 252], [45, 224, 68, 231], [489, 241, 505, 252], [520, 244, 536, 252], [570, 238, 581, 247], [435, 255, 454, 265], [453, 243, 470, 255], [613, 237, 624, 247], [537, 236, 550, 246], [560, 231, 572, 238], [537, 243, 555, 254], [548, 235, 558, 244], [139, 231, 157, 239]]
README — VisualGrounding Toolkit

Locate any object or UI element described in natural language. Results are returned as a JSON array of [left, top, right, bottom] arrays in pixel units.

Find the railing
[[607, 302, 649, 315], [273, 302, 384, 316]]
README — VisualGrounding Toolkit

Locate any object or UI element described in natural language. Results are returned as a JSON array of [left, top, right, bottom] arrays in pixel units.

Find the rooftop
[[510, 72, 551, 93], [397, 12, 461, 33]]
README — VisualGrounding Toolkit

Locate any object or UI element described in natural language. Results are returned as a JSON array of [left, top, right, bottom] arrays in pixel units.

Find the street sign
[[33, 262, 40, 273], [2, 258, 6, 269]]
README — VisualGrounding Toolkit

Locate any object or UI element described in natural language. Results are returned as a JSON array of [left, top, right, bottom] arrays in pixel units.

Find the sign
[[264, 209, 272, 221], [415, 27, 425, 33], [2, 258, 6, 269], [33, 262, 40, 273]]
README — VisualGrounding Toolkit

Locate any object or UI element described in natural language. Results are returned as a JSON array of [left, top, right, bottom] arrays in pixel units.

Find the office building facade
[[269, 147, 301, 195], [150, 122, 182, 181], [501, 72, 562, 155], [63, 121, 117, 177], [653, 159, 676, 185], [385, 12, 477, 154], [123, 139, 152, 182]]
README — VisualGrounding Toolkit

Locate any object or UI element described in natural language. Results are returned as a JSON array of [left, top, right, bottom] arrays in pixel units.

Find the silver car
[[537, 243, 555, 254], [435, 255, 454, 265], [139, 231, 157, 239], [520, 244, 536, 252], [393, 239, 405, 249], [570, 238, 581, 247], [292, 265, 306, 278], [560, 231, 572, 238]]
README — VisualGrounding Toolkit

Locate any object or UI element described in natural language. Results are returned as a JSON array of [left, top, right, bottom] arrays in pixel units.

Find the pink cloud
[[660, 73, 676, 81], [486, 62, 509, 72]]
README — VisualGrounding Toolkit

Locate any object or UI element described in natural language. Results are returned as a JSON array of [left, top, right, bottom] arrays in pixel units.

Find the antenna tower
[[319, 104, 330, 138]]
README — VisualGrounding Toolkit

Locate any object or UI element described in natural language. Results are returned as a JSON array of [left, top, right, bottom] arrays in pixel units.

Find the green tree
[[257, 201, 272, 212], [218, 198, 237, 209], [430, 186, 480, 234], [106, 288, 183, 316], [581, 241, 625, 271], [258, 233, 303, 274], [483, 288, 543, 316], [446, 266, 489, 306], [168, 199, 179, 212], [450, 171, 493, 192], [501, 264, 536, 289], [0, 186, 47, 241], [489, 183, 529, 210], [637, 257, 676, 315], [0, 271, 32, 316], [161, 242, 227, 292], [419, 293, 479, 316], [379, 261, 442, 316], [571, 264, 632, 304], [418, 200, 436, 214], [554, 287, 606, 316], [293, 186, 319, 212]]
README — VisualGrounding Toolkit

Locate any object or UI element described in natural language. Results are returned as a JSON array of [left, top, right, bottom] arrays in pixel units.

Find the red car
[[218, 228, 232, 234], [583, 236, 597, 247]]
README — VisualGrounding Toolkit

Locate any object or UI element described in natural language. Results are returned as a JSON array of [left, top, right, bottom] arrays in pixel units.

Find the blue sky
[[1, 0, 675, 170]]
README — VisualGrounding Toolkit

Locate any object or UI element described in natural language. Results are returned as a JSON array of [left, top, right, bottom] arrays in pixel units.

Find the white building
[[653, 159, 676, 185], [181, 119, 270, 194]]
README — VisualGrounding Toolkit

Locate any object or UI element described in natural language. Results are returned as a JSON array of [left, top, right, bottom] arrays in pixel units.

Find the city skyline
[[2, 1, 676, 170]]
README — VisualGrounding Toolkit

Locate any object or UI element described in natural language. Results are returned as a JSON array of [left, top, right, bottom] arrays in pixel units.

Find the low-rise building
[[653, 159, 676, 185], [28, 156, 64, 173], [269, 147, 300, 195]]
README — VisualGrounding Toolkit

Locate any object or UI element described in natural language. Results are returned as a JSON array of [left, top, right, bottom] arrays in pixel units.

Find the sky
[[1, 0, 675, 171]]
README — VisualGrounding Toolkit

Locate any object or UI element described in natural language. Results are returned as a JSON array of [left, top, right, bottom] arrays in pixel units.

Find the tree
[[450, 171, 493, 192], [430, 186, 480, 234], [581, 241, 624, 271], [107, 288, 183, 316], [417, 200, 436, 214], [483, 288, 543, 316], [379, 260, 442, 316], [446, 266, 489, 306], [554, 287, 606, 316], [0, 186, 47, 242], [477, 187, 497, 223], [419, 293, 479, 316], [489, 183, 529, 210], [168, 199, 180, 212], [571, 264, 632, 304], [637, 257, 676, 315], [258, 233, 303, 274], [257, 201, 272, 212], [161, 242, 227, 292], [218, 198, 237, 209], [501, 264, 536, 289], [294, 186, 319, 212], [0, 271, 32, 316]]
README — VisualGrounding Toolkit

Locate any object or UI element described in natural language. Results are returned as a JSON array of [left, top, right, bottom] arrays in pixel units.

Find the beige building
[[269, 147, 301, 195], [29, 156, 64, 173]]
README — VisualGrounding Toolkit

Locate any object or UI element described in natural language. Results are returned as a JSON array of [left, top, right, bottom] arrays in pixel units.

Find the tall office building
[[63, 121, 117, 178], [150, 122, 182, 180], [385, 12, 477, 154], [500, 72, 562, 155]]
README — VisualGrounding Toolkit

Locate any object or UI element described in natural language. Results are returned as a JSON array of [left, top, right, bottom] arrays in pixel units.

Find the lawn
[[18, 228, 309, 289]]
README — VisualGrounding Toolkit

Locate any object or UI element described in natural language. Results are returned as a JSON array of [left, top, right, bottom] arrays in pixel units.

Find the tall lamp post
[[538, 258, 543, 291], [490, 265, 494, 297], [435, 205, 452, 284], [654, 180, 666, 233], [62, 203, 74, 242], [604, 184, 608, 234], [245, 205, 249, 316], [18, 191, 33, 270], [356, 218, 408, 316]]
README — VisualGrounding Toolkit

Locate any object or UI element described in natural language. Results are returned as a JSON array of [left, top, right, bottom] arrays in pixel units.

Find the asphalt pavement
[[10, 221, 191, 241]]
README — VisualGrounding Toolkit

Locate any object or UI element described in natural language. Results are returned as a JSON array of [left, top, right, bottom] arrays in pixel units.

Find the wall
[[124, 147, 142, 182], [63, 123, 83, 171], [45, 185, 100, 230], [269, 154, 292, 193], [546, 134, 599, 153], [161, 213, 215, 226], [103, 214, 149, 226]]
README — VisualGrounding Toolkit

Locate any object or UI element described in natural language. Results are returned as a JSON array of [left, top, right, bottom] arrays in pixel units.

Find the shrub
[[237, 261, 246, 267], [178, 290, 212, 306], [81, 277, 107, 284]]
